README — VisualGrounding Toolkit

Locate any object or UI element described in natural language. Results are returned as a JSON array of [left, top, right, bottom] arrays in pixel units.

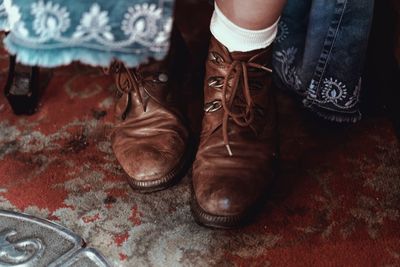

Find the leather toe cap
[[194, 174, 260, 217]]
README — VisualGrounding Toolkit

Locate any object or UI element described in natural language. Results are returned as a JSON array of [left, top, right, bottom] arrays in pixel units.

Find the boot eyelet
[[158, 73, 169, 83], [207, 77, 224, 89], [204, 100, 222, 113], [152, 72, 169, 83], [209, 52, 224, 65]]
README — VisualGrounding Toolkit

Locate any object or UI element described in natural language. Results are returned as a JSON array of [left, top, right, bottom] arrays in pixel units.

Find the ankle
[[210, 2, 280, 52]]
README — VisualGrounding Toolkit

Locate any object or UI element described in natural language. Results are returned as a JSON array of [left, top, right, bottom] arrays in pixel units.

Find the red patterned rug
[[1, 3, 400, 264], [1, 53, 399, 266]]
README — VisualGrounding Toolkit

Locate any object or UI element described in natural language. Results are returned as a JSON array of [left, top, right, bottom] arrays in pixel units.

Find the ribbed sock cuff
[[210, 3, 279, 52]]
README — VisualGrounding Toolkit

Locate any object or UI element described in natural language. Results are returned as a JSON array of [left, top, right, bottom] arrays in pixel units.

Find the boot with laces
[[191, 37, 279, 228], [110, 30, 191, 193]]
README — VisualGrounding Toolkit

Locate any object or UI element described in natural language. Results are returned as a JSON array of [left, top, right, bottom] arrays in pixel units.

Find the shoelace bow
[[219, 60, 272, 156], [106, 62, 168, 139], [105, 62, 148, 139], [108, 62, 168, 117], [114, 63, 147, 113]]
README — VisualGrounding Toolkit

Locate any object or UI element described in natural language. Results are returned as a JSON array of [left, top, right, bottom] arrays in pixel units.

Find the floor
[[1, 1, 400, 266]]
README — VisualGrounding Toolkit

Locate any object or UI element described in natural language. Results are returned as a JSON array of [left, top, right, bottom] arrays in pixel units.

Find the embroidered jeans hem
[[303, 99, 362, 123]]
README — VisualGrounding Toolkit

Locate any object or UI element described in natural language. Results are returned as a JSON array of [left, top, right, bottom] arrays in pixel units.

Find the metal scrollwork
[[0, 229, 45, 266]]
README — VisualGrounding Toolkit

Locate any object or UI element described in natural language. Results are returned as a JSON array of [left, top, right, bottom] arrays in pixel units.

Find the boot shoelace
[[210, 59, 272, 156], [110, 62, 168, 117]]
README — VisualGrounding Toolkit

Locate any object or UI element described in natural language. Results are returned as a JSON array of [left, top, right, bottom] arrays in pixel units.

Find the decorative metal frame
[[0, 210, 110, 267]]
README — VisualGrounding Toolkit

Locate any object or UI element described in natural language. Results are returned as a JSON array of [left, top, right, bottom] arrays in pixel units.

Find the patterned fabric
[[273, 0, 374, 122], [1, 0, 375, 121], [0, 0, 174, 67]]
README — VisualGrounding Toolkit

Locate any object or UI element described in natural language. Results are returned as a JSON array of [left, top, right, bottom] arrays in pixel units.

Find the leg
[[191, 1, 286, 228], [216, 0, 287, 30], [210, 0, 286, 53]]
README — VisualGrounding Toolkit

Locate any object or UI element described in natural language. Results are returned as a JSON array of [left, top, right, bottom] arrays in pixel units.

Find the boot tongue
[[210, 36, 272, 64]]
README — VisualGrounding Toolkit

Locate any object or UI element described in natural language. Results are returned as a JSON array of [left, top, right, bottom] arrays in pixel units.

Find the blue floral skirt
[[0, 0, 174, 68]]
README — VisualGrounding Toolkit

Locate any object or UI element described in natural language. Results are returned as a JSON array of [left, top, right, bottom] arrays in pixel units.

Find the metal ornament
[[0, 210, 110, 267]]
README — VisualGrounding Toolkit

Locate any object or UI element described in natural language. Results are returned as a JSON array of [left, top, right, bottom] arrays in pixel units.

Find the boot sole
[[190, 153, 280, 229], [190, 194, 250, 229], [126, 138, 196, 194]]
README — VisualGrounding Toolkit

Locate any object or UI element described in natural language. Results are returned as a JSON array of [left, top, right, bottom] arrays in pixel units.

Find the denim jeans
[[273, 0, 374, 122]]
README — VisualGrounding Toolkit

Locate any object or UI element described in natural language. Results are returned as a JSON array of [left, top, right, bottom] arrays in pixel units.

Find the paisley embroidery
[[321, 78, 347, 102], [276, 21, 289, 43], [2, 0, 28, 36], [121, 4, 162, 41], [31, 0, 71, 38], [307, 77, 361, 110], [274, 47, 303, 93], [0, 0, 172, 53], [73, 4, 114, 41]]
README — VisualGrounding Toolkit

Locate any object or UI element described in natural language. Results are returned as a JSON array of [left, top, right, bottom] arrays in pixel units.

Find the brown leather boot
[[191, 37, 279, 228], [110, 33, 191, 193]]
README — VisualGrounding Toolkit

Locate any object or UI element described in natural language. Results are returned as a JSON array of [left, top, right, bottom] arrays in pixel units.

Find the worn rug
[[0, 7, 400, 264]]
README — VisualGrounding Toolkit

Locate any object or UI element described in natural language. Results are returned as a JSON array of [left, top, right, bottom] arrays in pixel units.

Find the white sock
[[210, 3, 280, 52]]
